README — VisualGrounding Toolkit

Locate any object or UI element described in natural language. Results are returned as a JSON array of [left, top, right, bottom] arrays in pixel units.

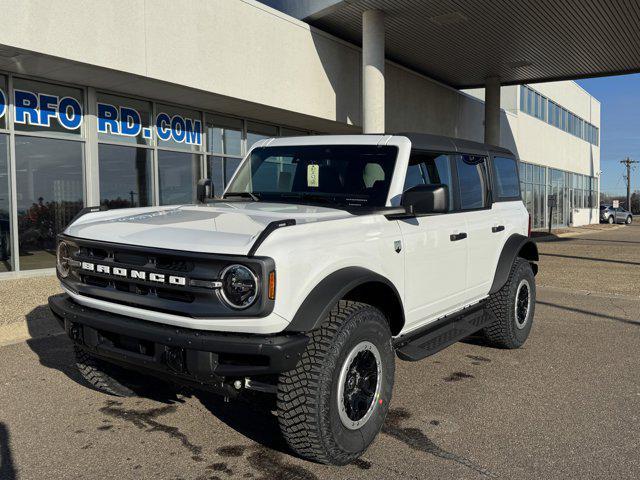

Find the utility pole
[[620, 157, 638, 210]]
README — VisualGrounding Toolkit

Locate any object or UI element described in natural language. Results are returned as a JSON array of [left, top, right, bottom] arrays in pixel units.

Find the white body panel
[[61, 135, 528, 335]]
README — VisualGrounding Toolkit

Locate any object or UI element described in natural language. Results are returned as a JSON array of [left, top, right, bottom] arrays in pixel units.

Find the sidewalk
[[531, 223, 625, 242], [0, 274, 63, 346]]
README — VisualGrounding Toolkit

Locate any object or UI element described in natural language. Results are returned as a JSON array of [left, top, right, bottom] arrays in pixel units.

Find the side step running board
[[394, 302, 491, 361]]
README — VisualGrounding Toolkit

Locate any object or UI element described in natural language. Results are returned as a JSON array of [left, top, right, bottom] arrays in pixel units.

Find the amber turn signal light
[[268, 271, 276, 300]]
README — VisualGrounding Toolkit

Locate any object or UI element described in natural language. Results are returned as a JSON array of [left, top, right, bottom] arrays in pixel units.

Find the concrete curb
[[0, 317, 64, 347]]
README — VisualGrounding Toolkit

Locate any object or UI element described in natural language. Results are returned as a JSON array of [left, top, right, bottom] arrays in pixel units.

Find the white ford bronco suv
[[49, 133, 538, 465]]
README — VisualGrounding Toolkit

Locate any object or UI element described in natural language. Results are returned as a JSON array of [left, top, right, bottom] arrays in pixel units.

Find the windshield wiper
[[223, 191, 260, 201]]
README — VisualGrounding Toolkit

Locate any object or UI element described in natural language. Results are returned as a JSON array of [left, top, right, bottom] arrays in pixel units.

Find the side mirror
[[401, 184, 449, 215], [197, 178, 214, 203]]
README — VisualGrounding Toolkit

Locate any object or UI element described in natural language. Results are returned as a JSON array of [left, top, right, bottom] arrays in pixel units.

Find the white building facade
[[0, 0, 599, 276]]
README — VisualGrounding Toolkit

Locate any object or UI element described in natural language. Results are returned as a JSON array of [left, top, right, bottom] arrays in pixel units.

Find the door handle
[[450, 232, 467, 241], [492, 225, 505, 233]]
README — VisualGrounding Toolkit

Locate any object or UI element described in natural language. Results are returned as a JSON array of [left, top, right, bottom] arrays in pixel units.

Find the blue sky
[[577, 74, 640, 195]]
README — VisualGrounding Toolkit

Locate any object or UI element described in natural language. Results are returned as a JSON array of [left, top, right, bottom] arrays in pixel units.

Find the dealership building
[[0, 0, 622, 276]]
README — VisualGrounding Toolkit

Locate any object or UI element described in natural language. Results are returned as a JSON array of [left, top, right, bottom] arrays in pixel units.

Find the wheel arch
[[285, 267, 405, 335], [489, 234, 539, 295]]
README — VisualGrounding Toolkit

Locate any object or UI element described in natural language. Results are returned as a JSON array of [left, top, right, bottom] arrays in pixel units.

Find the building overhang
[[261, 0, 640, 88]]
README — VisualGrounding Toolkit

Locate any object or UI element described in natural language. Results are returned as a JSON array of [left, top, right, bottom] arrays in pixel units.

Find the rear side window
[[492, 156, 521, 199], [455, 155, 489, 210], [403, 152, 454, 211]]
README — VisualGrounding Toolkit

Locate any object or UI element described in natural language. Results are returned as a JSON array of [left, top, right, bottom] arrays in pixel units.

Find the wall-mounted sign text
[[14, 89, 83, 130], [2, 87, 203, 146], [97, 103, 202, 146]]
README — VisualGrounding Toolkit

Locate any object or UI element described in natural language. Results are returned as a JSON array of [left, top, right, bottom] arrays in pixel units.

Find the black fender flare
[[285, 266, 404, 333], [489, 234, 539, 295]]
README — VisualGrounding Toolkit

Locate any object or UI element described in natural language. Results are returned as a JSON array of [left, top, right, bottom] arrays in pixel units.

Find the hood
[[65, 202, 352, 255]]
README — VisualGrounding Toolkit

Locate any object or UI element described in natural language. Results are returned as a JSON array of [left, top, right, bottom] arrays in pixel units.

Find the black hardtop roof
[[397, 132, 515, 158]]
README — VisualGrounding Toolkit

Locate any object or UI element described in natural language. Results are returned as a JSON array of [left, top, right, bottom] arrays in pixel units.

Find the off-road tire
[[608, 215, 615, 224], [74, 346, 140, 397], [277, 301, 395, 465], [482, 258, 536, 349]]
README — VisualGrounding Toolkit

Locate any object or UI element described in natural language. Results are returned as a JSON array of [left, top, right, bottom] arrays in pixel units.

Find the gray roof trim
[[398, 133, 514, 157]]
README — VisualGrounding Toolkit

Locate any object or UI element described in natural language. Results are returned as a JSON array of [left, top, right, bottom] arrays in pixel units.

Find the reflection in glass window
[[209, 156, 224, 198], [206, 114, 242, 156], [156, 104, 202, 152], [492, 157, 521, 199], [403, 153, 454, 211], [225, 157, 242, 185], [158, 151, 201, 205], [97, 93, 152, 146], [0, 75, 6, 130], [15, 136, 83, 270], [247, 121, 278, 150], [99, 144, 152, 209], [0, 135, 10, 271], [13, 78, 83, 136], [456, 155, 488, 210]]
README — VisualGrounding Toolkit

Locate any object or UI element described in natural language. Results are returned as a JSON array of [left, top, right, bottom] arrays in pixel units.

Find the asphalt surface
[[1, 224, 639, 480]]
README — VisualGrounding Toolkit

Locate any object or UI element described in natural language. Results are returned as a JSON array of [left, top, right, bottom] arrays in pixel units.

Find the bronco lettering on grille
[[80, 262, 186, 286]]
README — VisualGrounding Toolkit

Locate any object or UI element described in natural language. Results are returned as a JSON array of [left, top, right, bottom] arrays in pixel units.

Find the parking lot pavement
[[1, 225, 638, 480]]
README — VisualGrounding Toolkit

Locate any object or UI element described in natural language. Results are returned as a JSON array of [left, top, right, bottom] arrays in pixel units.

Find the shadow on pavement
[[539, 252, 640, 266], [24, 306, 183, 404], [0, 423, 17, 480], [537, 300, 639, 326], [196, 392, 288, 454]]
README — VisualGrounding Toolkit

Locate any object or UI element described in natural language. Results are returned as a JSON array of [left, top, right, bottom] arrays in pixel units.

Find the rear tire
[[75, 347, 141, 397], [626, 216, 632, 225], [482, 258, 536, 349], [277, 301, 395, 465]]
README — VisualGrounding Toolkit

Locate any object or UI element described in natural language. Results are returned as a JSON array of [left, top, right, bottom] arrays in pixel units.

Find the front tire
[[277, 301, 395, 465], [482, 258, 536, 349], [608, 215, 615, 224]]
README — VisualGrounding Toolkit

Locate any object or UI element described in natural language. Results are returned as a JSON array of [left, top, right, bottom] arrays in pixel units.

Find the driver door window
[[403, 153, 454, 211]]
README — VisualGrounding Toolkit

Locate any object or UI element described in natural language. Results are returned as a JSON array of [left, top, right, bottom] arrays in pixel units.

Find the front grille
[[59, 235, 275, 318]]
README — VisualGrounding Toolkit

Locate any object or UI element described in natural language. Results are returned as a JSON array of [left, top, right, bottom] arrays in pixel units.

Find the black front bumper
[[49, 294, 308, 389]]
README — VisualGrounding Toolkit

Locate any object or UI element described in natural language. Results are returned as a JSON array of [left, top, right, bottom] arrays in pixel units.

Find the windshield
[[225, 145, 398, 208]]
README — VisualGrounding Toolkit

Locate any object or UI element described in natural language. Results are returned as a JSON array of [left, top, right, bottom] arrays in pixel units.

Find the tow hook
[[164, 346, 186, 373], [69, 323, 83, 344]]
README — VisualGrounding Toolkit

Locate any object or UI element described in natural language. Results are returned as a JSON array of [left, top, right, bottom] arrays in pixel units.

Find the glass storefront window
[[209, 156, 224, 197], [99, 144, 153, 208], [13, 78, 83, 136], [281, 127, 309, 137], [97, 93, 153, 146], [158, 151, 201, 205], [247, 121, 278, 150], [206, 114, 242, 156], [225, 157, 242, 185], [15, 136, 84, 270], [0, 75, 7, 130], [156, 104, 202, 152], [0, 135, 10, 271]]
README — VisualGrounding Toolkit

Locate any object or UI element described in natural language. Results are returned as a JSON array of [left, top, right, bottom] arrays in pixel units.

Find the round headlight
[[219, 264, 259, 309], [56, 241, 71, 278]]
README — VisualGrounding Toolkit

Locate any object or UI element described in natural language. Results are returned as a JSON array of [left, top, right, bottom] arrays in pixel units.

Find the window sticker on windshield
[[307, 164, 319, 187]]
